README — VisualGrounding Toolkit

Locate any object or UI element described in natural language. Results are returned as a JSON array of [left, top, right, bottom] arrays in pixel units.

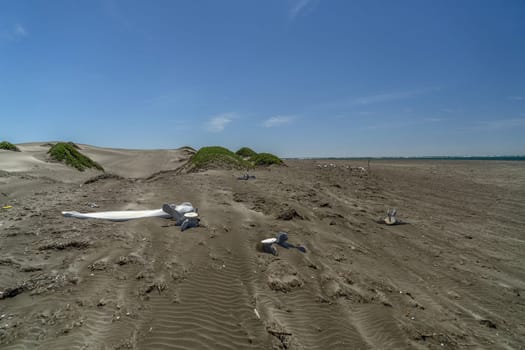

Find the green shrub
[[235, 147, 257, 158], [250, 152, 284, 166], [189, 146, 252, 171], [48, 142, 104, 171], [0, 141, 20, 152]]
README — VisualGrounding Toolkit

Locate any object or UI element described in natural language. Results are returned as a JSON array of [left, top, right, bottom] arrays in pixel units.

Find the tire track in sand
[[137, 175, 272, 349]]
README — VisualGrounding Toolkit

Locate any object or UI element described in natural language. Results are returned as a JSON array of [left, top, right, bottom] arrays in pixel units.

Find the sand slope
[[78, 144, 195, 178], [1, 142, 194, 179], [1, 146, 524, 349], [0, 143, 194, 198]]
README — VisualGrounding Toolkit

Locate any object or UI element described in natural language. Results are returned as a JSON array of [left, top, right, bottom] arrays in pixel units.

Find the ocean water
[[292, 156, 525, 161]]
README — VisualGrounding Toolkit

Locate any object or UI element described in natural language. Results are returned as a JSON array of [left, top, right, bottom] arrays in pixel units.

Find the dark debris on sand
[[276, 208, 305, 221]]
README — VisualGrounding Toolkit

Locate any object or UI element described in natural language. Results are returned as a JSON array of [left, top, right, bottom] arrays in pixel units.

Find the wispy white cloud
[[14, 24, 27, 37], [263, 115, 295, 127], [352, 87, 439, 105], [317, 87, 439, 110], [424, 117, 443, 122], [331, 112, 372, 119], [289, 0, 317, 20], [466, 118, 525, 131], [507, 96, 524, 101], [484, 118, 525, 129], [358, 116, 445, 131], [207, 113, 234, 132], [1, 24, 28, 41]]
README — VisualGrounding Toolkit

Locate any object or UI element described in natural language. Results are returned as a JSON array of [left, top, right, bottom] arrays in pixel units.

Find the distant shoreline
[[286, 156, 525, 161]]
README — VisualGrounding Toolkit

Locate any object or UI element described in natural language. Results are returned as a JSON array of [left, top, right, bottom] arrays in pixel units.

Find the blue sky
[[1, 0, 524, 157]]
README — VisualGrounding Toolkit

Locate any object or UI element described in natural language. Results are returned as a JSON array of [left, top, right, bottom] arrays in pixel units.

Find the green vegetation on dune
[[189, 146, 252, 171], [235, 147, 257, 158], [250, 152, 284, 166], [0, 141, 20, 152], [48, 142, 104, 172], [237, 146, 284, 166], [187, 146, 284, 171]]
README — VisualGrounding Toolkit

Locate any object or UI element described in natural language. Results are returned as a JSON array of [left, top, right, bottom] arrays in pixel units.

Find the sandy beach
[[1, 144, 524, 349]]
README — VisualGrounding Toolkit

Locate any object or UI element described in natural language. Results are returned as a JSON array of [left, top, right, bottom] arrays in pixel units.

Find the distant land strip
[[286, 156, 525, 161]]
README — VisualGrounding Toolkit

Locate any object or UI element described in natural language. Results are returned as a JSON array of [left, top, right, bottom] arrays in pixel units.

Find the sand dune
[[78, 144, 195, 178], [1, 142, 194, 179], [1, 144, 524, 349]]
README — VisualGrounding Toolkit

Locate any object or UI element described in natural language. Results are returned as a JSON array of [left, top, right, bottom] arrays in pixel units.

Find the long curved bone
[[62, 208, 172, 222], [62, 202, 196, 222]]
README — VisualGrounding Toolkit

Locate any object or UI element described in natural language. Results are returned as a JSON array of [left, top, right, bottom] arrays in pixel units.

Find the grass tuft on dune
[[0, 141, 21, 152], [189, 146, 252, 171], [250, 152, 284, 166], [48, 142, 104, 172], [183, 146, 285, 172], [235, 147, 257, 158]]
